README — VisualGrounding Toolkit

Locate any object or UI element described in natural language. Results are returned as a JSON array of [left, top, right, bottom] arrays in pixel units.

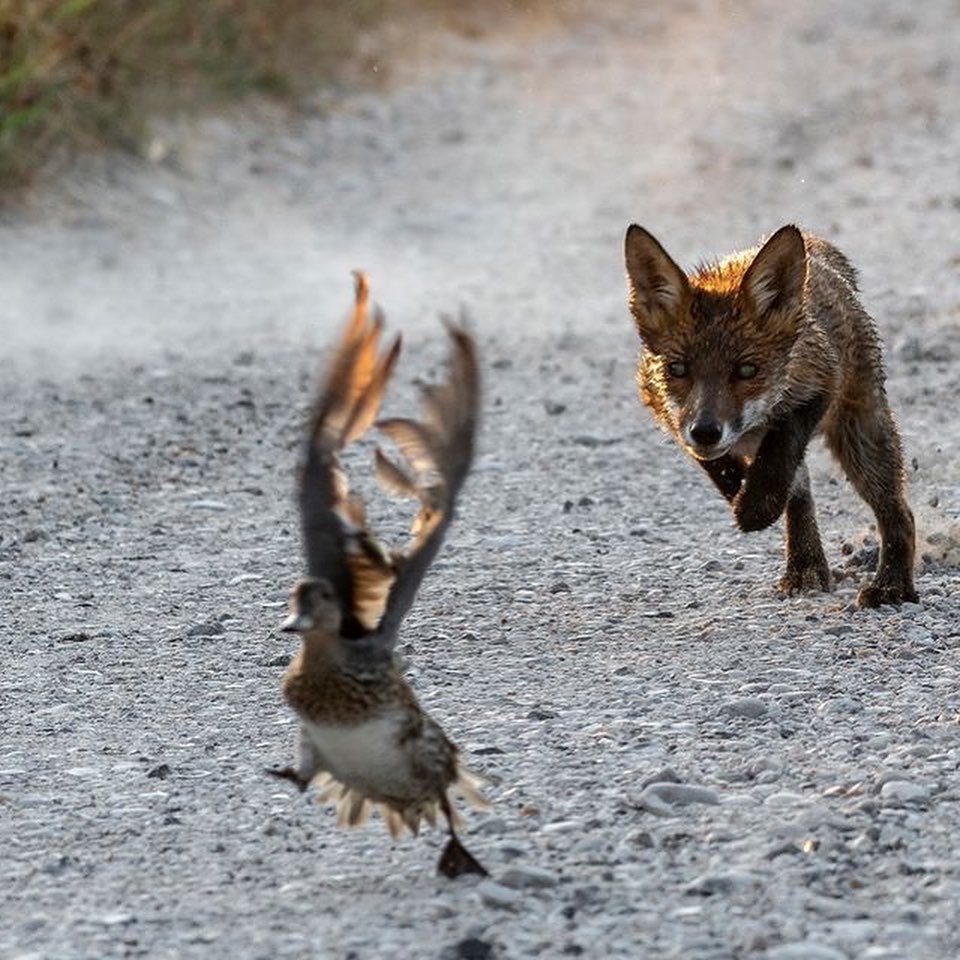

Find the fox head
[[625, 224, 808, 461]]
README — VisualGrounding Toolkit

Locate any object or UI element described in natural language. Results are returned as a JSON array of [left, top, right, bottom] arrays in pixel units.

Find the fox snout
[[682, 414, 739, 459]]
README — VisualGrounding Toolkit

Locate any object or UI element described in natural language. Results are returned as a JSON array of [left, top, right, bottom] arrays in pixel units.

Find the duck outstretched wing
[[372, 322, 480, 646], [299, 273, 401, 637]]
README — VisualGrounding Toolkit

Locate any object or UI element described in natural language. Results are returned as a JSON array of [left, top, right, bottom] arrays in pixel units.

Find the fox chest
[[302, 712, 427, 801]]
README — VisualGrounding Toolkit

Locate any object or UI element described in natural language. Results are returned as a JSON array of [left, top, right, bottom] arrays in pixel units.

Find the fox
[[623, 223, 917, 608]]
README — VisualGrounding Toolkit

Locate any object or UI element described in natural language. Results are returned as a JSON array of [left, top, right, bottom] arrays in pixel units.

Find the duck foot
[[438, 833, 488, 879]]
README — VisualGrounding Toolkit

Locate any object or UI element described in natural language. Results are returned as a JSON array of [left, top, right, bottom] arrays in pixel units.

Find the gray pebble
[[498, 865, 559, 889], [476, 880, 523, 910], [474, 817, 509, 836], [766, 943, 848, 960], [721, 696, 768, 719], [880, 780, 930, 807], [823, 624, 855, 636], [648, 782, 720, 805], [685, 869, 759, 896]]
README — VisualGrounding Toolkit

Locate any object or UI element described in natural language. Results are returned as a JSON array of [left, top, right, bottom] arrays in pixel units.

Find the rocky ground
[[2, 2, 960, 958]]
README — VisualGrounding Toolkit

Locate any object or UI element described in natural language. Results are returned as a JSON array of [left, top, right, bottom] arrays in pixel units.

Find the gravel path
[[3, 2, 960, 958]]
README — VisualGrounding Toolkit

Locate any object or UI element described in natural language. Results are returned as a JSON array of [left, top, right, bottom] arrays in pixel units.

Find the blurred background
[[1, 0, 958, 367]]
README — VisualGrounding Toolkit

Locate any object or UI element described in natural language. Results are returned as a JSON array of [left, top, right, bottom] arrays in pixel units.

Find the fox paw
[[778, 564, 832, 595], [856, 579, 919, 609], [733, 486, 787, 532]]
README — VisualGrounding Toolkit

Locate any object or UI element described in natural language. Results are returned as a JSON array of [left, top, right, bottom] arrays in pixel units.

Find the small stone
[[527, 708, 557, 720], [880, 780, 930, 807], [764, 791, 805, 807], [186, 499, 231, 511], [766, 943, 848, 960], [146, 763, 171, 780], [475, 817, 509, 836], [721, 697, 768, 719], [452, 937, 494, 960], [99, 912, 136, 927], [817, 696, 863, 715], [263, 653, 292, 668], [641, 767, 682, 788], [823, 624, 855, 636], [543, 401, 566, 416], [764, 840, 800, 860], [477, 879, 523, 910], [41, 854, 75, 875], [572, 435, 620, 448], [685, 869, 758, 896], [638, 782, 720, 815], [499, 865, 559, 889], [540, 820, 580, 834]]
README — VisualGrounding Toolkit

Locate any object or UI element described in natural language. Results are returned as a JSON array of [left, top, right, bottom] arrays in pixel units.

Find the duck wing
[[299, 273, 402, 637], [372, 322, 480, 648]]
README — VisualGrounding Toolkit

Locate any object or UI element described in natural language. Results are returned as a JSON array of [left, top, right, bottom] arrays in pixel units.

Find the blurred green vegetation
[[0, 0, 404, 187]]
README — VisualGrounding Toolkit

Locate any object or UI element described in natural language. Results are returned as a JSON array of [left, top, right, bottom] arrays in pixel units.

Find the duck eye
[[736, 362, 758, 380], [667, 361, 688, 378]]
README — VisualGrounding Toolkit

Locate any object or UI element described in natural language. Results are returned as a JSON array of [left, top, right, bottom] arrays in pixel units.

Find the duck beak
[[280, 611, 314, 633]]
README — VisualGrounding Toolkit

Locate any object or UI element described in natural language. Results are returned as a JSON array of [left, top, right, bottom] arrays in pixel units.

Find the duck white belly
[[302, 712, 419, 799]]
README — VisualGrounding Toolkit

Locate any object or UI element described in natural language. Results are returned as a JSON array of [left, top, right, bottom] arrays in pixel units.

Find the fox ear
[[740, 225, 807, 318], [624, 225, 689, 342]]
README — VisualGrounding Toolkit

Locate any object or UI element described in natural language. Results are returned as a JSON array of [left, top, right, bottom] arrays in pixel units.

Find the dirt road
[[3, 2, 960, 957]]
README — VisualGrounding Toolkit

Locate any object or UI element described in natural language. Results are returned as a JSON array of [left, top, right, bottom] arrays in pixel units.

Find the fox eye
[[667, 361, 688, 378], [735, 362, 758, 380]]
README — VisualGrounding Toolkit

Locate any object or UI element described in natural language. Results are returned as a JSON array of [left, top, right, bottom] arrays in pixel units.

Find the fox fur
[[624, 223, 916, 608]]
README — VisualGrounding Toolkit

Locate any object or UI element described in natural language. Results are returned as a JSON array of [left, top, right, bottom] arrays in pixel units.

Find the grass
[[0, 0, 408, 188]]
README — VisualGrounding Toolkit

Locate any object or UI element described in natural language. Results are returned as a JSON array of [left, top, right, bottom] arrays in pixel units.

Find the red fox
[[624, 224, 917, 608]]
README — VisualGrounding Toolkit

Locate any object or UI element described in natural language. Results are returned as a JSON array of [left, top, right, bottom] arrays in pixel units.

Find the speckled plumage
[[625, 224, 916, 608], [269, 275, 488, 876]]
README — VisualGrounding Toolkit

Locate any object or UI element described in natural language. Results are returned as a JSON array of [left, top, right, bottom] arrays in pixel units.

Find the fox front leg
[[779, 461, 831, 594], [699, 454, 745, 502], [734, 394, 827, 533]]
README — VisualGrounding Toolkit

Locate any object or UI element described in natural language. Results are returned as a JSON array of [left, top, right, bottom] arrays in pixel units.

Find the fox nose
[[690, 420, 723, 446]]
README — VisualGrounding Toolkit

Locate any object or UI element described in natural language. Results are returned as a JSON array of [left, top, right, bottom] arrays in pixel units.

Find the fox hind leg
[[825, 401, 917, 608], [779, 461, 832, 594]]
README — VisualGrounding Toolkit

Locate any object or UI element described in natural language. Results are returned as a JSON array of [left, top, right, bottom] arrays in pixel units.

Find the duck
[[268, 273, 489, 878]]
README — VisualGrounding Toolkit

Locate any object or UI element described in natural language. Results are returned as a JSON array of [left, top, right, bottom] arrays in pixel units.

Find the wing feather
[[299, 273, 400, 635], [374, 447, 418, 499], [373, 324, 480, 646]]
